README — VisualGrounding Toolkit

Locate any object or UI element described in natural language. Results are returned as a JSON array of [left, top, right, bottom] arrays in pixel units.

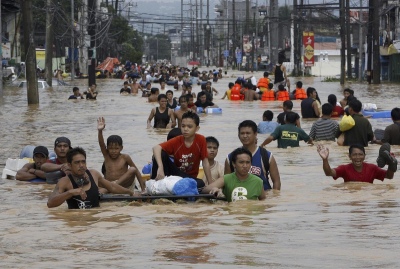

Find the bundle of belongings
[[145, 176, 199, 196]]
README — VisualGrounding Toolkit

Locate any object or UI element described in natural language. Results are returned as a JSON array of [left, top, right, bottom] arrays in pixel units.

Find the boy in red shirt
[[152, 111, 212, 188], [317, 144, 397, 183]]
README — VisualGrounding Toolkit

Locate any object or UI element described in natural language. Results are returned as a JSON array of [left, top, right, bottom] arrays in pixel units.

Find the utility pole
[[292, 0, 298, 76], [255, 1, 259, 71], [245, 0, 250, 71], [358, 0, 363, 82], [251, 12, 255, 72], [339, 0, 346, 85], [207, 0, 210, 67], [200, 0, 203, 64], [22, 0, 39, 104], [245, 0, 250, 34], [372, 0, 380, 84], [88, 0, 96, 86], [346, 0, 352, 79], [195, 0, 199, 61], [45, 0, 54, 86], [298, 0, 303, 74], [227, 20, 229, 70], [270, 0, 278, 65], [180, 0, 183, 56], [114, 0, 119, 14], [0, 1, 3, 100], [232, 0, 236, 66], [366, 0, 373, 84], [71, 0, 75, 81]]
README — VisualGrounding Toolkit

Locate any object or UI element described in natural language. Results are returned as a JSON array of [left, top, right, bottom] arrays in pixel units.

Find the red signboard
[[303, 31, 314, 67]]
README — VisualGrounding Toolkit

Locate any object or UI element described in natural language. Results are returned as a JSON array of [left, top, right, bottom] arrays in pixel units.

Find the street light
[[205, 24, 210, 67], [143, 35, 147, 63]]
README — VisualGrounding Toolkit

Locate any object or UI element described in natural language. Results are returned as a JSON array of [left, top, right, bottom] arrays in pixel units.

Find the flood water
[[0, 72, 399, 268]]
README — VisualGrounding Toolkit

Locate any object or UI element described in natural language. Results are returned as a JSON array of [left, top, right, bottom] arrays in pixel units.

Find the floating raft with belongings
[[99, 193, 225, 202]]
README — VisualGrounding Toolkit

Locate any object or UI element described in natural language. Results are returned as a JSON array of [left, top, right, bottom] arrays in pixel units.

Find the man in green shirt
[[260, 112, 313, 148]]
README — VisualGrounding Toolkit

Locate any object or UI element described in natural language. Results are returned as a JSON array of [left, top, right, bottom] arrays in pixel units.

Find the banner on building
[[303, 31, 314, 67], [243, 35, 252, 54], [349, 10, 368, 23]]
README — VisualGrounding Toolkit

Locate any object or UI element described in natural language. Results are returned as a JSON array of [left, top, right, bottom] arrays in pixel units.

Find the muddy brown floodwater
[[0, 72, 399, 268]]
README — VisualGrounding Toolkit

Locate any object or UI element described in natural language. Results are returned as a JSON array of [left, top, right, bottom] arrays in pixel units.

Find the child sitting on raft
[[97, 117, 145, 193]]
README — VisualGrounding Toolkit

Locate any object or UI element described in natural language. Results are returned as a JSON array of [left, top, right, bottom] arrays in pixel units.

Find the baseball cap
[[33, 146, 49, 157], [54, 137, 72, 148]]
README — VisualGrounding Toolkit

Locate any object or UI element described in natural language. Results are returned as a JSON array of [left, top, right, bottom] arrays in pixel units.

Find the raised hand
[[97, 117, 105, 131], [317, 144, 329, 160]]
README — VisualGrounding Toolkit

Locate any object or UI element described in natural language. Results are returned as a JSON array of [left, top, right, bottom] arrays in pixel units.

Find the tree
[[120, 43, 142, 63]]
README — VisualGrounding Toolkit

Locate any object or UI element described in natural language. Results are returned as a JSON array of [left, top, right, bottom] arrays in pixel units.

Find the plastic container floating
[[362, 110, 391, 118], [205, 107, 222, 114], [197, 107, 222, 114]]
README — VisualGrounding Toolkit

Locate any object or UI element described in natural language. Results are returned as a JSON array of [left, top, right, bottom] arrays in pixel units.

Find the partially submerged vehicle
[[18, 80, 50, 89]]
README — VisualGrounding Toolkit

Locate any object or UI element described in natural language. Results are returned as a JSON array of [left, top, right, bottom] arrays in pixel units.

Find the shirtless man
[[148, 88, 159, 102], [244, 85, 259, 101], [181, 85, 196, 99], [47, 147, 135, 209], [159, 80, 169, 92], [340, 88, 355, 108], [174, 95, 192, 128], [128, 78, 140, 94], [97, 117, 145, 192]]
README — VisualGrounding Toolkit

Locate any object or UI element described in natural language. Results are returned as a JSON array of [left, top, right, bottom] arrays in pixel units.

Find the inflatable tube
[[28, 178, 46, 183], [374, 129, 385, 141], [128, 73, 141, 79], [190, 77, 198, 85], [20, 145, 56, 159], [362, 110, 391, 118], [199, 81, 208, 86], [20, 145, 35, 158], [45, 170, 66, 184], [166, 80, 177, 86]]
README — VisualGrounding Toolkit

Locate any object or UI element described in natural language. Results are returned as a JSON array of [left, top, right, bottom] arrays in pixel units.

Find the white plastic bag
[[146, 176, 182, 195], [363, 103, 377, 111]]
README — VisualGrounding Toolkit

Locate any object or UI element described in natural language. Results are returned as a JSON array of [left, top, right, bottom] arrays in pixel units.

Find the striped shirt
[[309, 118, 339, 141]]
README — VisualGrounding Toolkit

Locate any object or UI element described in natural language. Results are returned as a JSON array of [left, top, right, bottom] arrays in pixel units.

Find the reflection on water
[[0, 74, 400, 268]]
